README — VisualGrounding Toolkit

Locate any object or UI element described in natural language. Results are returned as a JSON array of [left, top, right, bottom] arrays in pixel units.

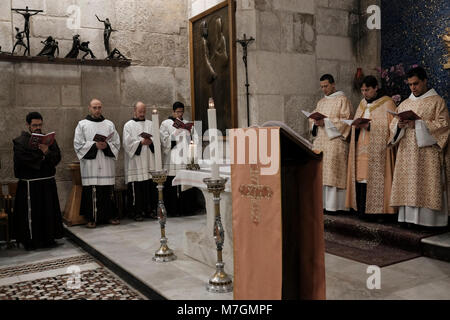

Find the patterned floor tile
[[0, 267, 145, 300]]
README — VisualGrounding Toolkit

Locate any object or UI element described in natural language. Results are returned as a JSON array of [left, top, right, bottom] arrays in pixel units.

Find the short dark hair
[[406, 66, 427, 81], [26, 112, 43, 124], [320, 74, 335, 84], [173, 101, 185, 111], [361, 75, 378, 89]]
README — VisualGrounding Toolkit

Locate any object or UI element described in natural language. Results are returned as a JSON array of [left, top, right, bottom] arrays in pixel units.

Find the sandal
[[86, 221, 96, 229], [109, 219, 120, 225]]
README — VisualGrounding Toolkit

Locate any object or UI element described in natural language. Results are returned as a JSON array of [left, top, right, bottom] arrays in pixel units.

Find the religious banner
[[189, 0, 237, 135], [230, 125, 326, 300]]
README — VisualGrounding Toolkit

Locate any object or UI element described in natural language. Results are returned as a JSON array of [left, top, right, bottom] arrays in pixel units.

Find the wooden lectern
[[63, 162, 86, 226], [230, 122, 325, 300]]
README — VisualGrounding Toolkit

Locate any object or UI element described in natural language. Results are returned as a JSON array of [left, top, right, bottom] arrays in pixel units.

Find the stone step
[[324, 213, 450, 262], [421, 232, 450, 262]]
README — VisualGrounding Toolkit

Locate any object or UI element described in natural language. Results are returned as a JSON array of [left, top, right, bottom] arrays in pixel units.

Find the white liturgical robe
[[160, 117, 191, 176], [123, 119, 156, 184], [74, 117, 120, 186]]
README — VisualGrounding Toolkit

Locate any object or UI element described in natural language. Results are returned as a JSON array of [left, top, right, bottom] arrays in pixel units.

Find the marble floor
[[0, 239, 146, 300], [1, 214, 449, 300]]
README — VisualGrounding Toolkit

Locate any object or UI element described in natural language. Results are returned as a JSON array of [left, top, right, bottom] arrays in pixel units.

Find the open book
[[387, 110, 420, 121], [301, 110, 327, 121], [341, 118, 371, 126], [93, 132, 114, 142], [29, 132, 55, 149], [139, 132, 153, 140], [172, 118, 194, 131]]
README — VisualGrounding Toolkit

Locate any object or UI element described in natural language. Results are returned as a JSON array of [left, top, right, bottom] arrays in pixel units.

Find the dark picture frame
[[189, 0, 237, 135]]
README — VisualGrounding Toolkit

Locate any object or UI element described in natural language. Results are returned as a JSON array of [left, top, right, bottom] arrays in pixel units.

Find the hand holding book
[[172, 118, 194, 131]]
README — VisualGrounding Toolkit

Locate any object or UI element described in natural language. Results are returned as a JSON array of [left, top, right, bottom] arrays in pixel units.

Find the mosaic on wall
[[381, 0, 450, 109]]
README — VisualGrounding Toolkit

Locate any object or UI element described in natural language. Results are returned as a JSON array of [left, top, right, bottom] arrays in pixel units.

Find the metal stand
[[151, 169, 177, 262], [236, 34, 255, 127], [203, 177, 233, 293]]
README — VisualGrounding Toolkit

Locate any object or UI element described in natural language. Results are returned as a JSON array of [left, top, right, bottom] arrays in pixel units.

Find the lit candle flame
[[208, 97, 215, 109]]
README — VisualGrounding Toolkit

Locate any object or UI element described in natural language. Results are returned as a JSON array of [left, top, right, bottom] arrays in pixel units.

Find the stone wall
[[234, 0, 382, 136], [0, 0, 190, 208]]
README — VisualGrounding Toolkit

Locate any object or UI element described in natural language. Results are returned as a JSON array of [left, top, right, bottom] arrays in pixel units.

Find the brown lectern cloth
[[231, 127, 325, 300]]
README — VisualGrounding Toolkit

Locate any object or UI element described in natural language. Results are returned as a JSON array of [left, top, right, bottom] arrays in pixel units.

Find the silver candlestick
[[151, 169, 177, 262], [203, 177, 233, 293]]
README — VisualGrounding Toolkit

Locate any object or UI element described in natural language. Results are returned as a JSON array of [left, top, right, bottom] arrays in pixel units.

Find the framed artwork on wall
[[189, 0, 237, 135]]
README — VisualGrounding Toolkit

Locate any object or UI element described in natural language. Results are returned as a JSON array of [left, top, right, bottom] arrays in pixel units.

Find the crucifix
[[236, 34, 255, 127], [12, 6, 43, 56], [238, 165, 273, 224]]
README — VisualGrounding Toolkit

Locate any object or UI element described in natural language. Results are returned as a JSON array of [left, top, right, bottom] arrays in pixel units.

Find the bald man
[[123, 101, 158, 221], [74, 98, 121, 228]]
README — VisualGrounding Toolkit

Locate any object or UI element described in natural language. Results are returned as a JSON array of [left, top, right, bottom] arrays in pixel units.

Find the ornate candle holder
[[203, 177, 233, 293], [151, 169, 177, 262], [186, 158, 200, 171]]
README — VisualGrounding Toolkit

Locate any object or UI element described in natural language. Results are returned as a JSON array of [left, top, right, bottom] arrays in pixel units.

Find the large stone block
[[31, 15, 75, 40], [11, 0, 45, 11], [254, 0, 273, 11], [61, 107, 84, 151], [14, 61, 80, 85], [0, 107, 24, 150], [284, 94, 317, 136], [317, 59, 340, 83], [61, 85, 81, 106], [316, 0, 329, 7], [238, 0, 255, 10], [0, 22, 13, 52], [316, 35, 354, 61], [279, 11, 294, 52], [328, 0, 357, 11], [0, 1, 11, 21], [79, 0, 116, 29], [121, 66, 175, 107], [114, 0, 136, 32], [15, 84, 61, 106], [317, 8, 349, 36], [272, 0, 315, 14], [254, 51, 317, 95], [293, 13, 315, 54], [254, 94, 284, 124], [257, 11, 281, 52], [0, 62, 15, 107], [236, 8, 257, 39], [44, 0, 80, 17], [174, 67, 190, 105], [80, 65, 121, 107], [113, 31, 188, 68], [135, 0, 187, 35]]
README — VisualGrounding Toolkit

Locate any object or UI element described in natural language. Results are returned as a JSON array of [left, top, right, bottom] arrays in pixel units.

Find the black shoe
[[24, 242, 36, 251], [43, 240, 58, 248]]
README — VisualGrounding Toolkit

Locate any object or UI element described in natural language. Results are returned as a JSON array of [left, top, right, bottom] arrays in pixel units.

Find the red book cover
[[29, 132, 56, 149]]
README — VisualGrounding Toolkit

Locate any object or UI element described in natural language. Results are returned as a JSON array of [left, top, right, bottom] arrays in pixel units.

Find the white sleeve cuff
[[415, 120, 437, 147], [324, 118, 342, 140]]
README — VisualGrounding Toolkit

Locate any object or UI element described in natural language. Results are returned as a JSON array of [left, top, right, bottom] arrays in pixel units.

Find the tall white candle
[[207, 97, 218, 162], [152, 109, 162, 171], [189, 141, 195, 162], [211, 161, 219, 179]]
